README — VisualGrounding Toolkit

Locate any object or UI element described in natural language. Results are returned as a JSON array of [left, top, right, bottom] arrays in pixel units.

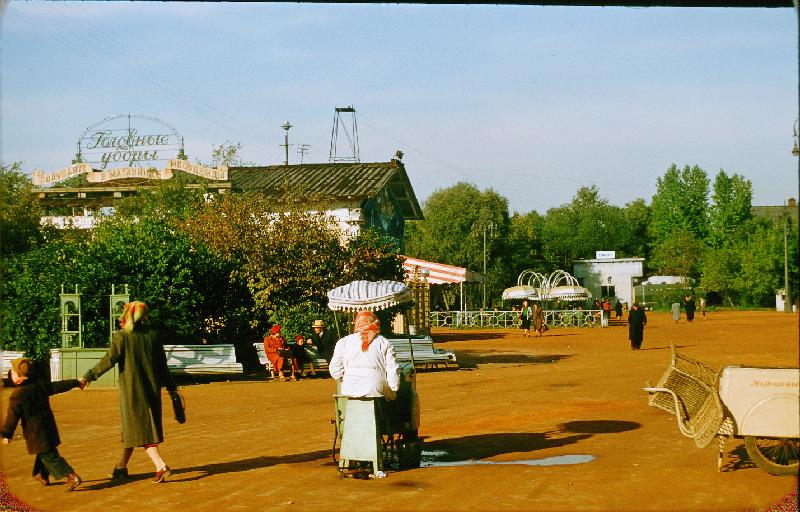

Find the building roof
[[228, 160, 423, 220], [752, 198, 798, 225]]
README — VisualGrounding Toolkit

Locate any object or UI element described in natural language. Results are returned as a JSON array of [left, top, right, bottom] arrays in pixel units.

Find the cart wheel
[[743, 436, 800, 476]]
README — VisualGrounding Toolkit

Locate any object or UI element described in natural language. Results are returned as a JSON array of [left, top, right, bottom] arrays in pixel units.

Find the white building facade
[[573, 252, 645, 307]]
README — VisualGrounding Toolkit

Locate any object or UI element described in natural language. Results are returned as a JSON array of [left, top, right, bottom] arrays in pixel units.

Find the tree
[[649, 228, 704, 280], [403, 182, 509, 307], [622, 198, 651, 259], [341, 227, 405, 284], [0, 162, 50, 256], [541, 186, 632, 270], [707, 170, 753, 248], [649, 164, 710, 246], [736, 217, 797, 307], [501, 211, 548, 284], [1, 235, 88, 360], [196, 141, 255, 168], [699, 245, 740, 306]]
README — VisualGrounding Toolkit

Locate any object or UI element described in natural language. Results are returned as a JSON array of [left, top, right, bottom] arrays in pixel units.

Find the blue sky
[[1, 3, 797, 214]]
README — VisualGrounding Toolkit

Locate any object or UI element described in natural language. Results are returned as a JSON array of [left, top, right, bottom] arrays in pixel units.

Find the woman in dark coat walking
[[628, 303, 647, 350], [81, 301, 177, 483]]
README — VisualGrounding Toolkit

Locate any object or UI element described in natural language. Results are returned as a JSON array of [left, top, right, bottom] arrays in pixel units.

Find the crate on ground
[[164, 344, 243, 375]]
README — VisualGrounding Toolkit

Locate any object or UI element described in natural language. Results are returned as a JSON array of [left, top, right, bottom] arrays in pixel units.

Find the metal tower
[[329, 106, 360, 163]]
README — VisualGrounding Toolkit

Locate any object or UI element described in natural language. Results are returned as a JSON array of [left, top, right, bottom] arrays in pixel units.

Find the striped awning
[[402, 256, 484, 285]]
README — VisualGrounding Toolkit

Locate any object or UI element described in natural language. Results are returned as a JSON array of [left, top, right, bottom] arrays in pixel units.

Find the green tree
[[403, 182, 509, 307], [622, 198, 651, 258], [1, 234, 88, 359], [699, 245, 740, 306], [501, 211, 548, 284], [707, 170, 753, 248], [341, 227, 405, 284], [649, 228, 704, 280], [541, 186, 632, 270], [0, 162, 50, 256], [736, 217, 797, 307], [649, 164, 710, 246]]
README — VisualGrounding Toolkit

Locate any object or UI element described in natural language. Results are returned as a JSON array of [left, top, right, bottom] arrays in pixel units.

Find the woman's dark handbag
[[169, 389, 186, 424], [278, 348, 293, 358]]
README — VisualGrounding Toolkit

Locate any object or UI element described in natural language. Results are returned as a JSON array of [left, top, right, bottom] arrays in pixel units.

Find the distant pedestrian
[[671, 302, 681, 323], [2, 358, 83, 491], [601, 298, 611, 327], [532, 302, 546, 337], [519, 300, 532, 337], [628, 303, 647, 350], [614, 300, 623, 319], [685, 296, 696, 323], [699, 297, 707, 319]]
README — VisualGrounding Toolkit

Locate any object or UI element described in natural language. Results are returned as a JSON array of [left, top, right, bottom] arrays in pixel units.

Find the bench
[[163, 344, 243, 375], [387, 336, 458, 370], [253, 342, 329, 375], [1, 350, 25, 375]]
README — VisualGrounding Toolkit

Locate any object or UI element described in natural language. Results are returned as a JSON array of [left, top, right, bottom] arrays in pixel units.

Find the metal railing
[[429, 310, 602, 329]]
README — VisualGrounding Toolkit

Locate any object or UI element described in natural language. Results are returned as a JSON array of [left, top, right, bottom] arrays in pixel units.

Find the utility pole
[[784, 216, 792, 312], [280, 121, 292, 165], [481, 221, 495, 309], [297, 144, 310, 164]]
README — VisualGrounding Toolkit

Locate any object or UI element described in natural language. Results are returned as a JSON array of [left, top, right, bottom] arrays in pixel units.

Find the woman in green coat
[[81, 301, 177, 483]]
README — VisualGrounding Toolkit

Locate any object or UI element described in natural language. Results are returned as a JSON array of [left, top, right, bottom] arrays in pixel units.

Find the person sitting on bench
[[263, 325, 299, 381]]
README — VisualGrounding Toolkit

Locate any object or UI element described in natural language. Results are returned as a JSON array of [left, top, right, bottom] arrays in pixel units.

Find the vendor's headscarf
[[270, 324, 282, 336], [354, 311, 380, 352], [119, 301, 149, 333]]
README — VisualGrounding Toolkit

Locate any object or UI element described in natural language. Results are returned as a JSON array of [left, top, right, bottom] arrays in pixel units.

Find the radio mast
[[329, 106, 359, 163]]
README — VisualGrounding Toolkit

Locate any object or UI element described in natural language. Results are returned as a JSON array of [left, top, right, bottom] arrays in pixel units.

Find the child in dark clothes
[[2, 358, 83, 491]]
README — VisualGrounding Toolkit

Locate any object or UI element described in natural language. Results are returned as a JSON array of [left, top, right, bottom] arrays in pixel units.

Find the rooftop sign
[[32, 160, 228, 186], [77, 114, 181, 170]]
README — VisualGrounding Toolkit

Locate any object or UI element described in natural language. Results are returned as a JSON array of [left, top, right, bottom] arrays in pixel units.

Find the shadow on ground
[[431, 331, 510, 343], [81, 449, 333, 489], [454, 351, 570, 368], [556, 420, 641, 434], [424, 420, 641, 461]]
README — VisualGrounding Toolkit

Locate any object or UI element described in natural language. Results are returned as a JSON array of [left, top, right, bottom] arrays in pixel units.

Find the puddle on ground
[[420, 451, 594, 468]]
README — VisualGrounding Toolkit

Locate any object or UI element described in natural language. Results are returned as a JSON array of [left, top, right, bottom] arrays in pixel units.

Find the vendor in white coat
[[329, 311, 400, 400]]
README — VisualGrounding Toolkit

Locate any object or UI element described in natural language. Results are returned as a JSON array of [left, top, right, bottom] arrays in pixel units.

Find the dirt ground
[[1, 310, 798, 512]]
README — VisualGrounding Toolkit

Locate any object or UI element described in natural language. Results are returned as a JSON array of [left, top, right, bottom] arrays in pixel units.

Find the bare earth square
[[2, 310, 797, 511]]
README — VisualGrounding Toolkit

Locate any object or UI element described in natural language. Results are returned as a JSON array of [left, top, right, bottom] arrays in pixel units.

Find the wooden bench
[[387, 336, 458, 370], [253, 342, 329, 375], [163, 344, 243, 375]]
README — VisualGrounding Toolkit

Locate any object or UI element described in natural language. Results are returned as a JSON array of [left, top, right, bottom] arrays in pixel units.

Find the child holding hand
[[2, 358, 83, 491]]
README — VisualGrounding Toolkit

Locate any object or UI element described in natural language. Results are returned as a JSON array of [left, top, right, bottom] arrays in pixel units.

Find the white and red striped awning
[[401, 256, 484, 285]]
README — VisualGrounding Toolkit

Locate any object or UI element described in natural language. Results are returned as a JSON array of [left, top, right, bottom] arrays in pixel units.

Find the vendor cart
[[327, 280, 423, 477], [644, 342, 799, 476]]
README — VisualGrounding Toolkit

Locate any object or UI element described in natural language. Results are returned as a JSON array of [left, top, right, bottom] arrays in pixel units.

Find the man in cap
[[309, 319, 336, 363]]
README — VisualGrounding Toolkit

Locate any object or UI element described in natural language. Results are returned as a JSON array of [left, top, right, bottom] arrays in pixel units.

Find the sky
[[1, 3, 797, 215]]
